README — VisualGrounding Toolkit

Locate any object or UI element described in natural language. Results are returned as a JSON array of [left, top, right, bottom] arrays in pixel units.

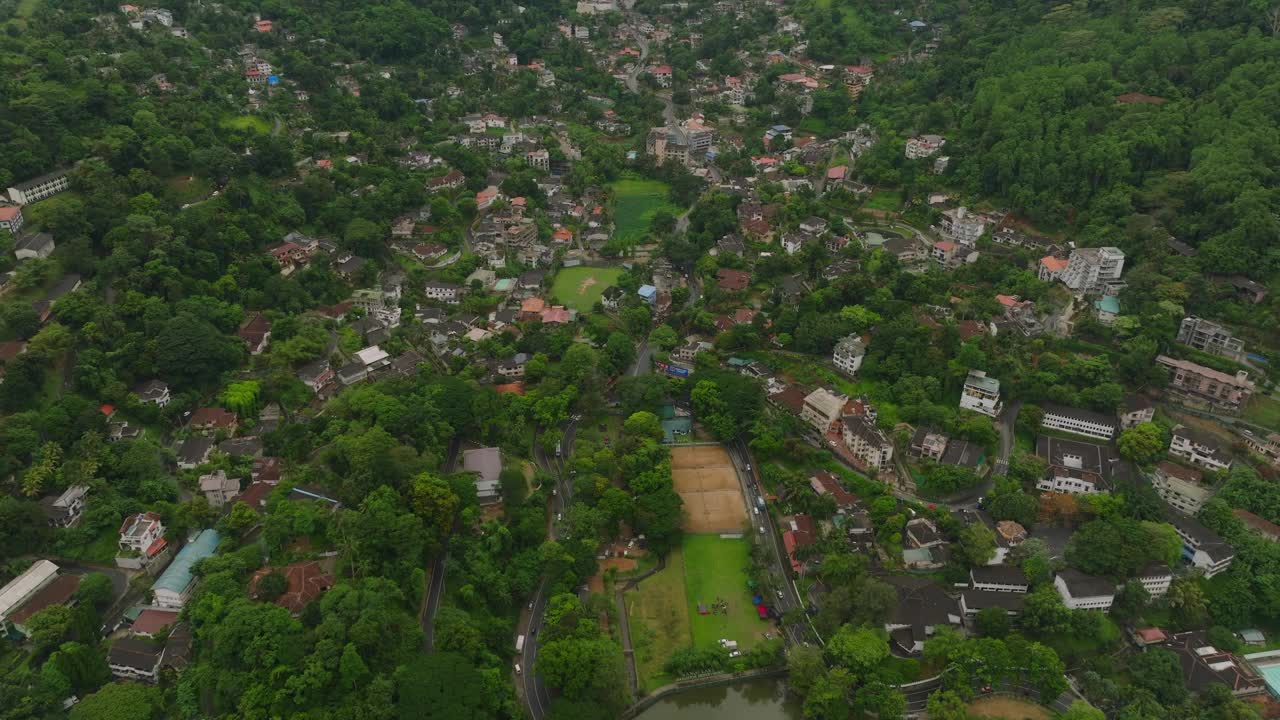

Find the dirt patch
[[588, 557, 638, 593], [480, 504, 505, 523], [577, 276, 598, 295], [967, 696, 1054, 720], [670, 445, 748, 533]]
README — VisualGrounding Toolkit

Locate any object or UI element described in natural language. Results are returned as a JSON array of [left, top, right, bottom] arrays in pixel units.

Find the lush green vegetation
[[610, 178, 681, 244], [681, 534, 759, 650]]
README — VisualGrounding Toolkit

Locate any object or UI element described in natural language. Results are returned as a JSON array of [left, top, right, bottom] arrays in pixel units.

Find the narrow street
[[420, 438, 461, 650]]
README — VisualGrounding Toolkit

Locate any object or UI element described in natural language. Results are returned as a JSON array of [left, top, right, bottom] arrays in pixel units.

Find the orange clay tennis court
[[669, 445, 748, 533]]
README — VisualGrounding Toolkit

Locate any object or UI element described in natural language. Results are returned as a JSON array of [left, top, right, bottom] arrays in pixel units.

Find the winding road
[[420, 438, 461, 650]]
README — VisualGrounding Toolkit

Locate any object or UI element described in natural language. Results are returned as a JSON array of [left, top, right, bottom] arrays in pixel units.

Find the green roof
[[152, 529, 220, 596]]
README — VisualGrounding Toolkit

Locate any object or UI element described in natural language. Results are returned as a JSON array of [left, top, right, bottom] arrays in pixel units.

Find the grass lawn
[[1245, 395, 1280, 433], [682, 534, 762, 651], [61, 525, 121, 564], [627, 546, 692, 691], [220, 115, 272, 135], [549, 266, 625, 312], [610, 178, 680, 244], [865, 190, 903, 211]]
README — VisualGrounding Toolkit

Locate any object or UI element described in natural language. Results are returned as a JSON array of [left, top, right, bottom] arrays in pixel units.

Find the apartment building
[[841, 415, 894, 472], [905, 134, 945, 159], [1119, 394, 1154, 429], [938, 207, 988, 246], [1036, 435, 1113, 495], [1150, 461, 1212, 515], [1167, 512, 1234, 578], [801, 387, 848, 433], [1138, 562, 1173, 597], [1054, 569, 1115, 611], [7, 169, 70, 204], [1156, 356, 1255, 414], [1177, 316, 1245, 362], [960, 369, 1002, 417], [1059, 246, 1124, 294], [1040, 403, 1118, 440], [832, 335, 866, 377]]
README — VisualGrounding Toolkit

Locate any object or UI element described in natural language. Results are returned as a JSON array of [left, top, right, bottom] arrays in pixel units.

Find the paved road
[[992, 399, 1021, 479], [630, 341, 653, 376], [421, 438, 461, 650], [520, 419, 579, 720]]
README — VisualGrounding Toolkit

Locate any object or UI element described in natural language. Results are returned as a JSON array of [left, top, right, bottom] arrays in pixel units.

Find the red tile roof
[[249, 561, 334, 614], [131, 609, 181, 636]]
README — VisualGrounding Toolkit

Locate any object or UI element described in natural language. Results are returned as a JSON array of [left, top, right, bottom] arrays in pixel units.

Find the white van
[[515, 663, 522, 675]]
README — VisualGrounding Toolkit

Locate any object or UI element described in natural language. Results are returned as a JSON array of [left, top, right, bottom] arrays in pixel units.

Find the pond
[[635, 677, 803, 720]]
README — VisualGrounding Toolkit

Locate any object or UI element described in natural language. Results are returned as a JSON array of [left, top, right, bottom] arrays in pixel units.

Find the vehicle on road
[[515, 663, 522, 675], [516, 635, 525, 652]]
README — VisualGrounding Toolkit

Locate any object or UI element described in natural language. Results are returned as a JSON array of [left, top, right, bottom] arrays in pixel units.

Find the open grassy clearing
[[1245, 394, 1280, 433], [610, 178, 680, 244], [966, 695, 1054, 720], [220, 114, 272, 134], [627, 545, 691, 691], [865, 189, 903, 211], [548, 266, 624, 312], [681, 534, 763, 651]]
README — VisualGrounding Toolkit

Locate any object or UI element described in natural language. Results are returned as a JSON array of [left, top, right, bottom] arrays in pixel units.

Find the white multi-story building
[[905, 134, 945, 159], [1151, 461, 1211, 515], [1059, 246, 1125, 294], [7, 169, 70, 204], [938, 207, 988, 246], [1040, 403, 1117, 440], [801, 387, 848, 433], [526, 149, 550, 172], [1169, 426, 1233, 473], [1119, 394, 1154, 429], [969, 566, 1029, 593], [423, 281, 462, 304], [1054, 569, 1115, 610], [1036, 436, 1112, 495], [841, 416, 894, 472], [960, 370, 1001, 417], [1137, 562, 1172, 598], [1177, 316, 1245, 362], [832, 335, 866, 377], [1167, 513, 1234, 578]]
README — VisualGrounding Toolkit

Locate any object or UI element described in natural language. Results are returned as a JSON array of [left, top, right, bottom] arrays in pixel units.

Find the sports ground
[[669, 445, 748, 533], [548, 266, 624, 312]]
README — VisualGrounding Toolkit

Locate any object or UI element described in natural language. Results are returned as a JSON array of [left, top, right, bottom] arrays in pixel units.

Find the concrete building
[[1150, 461, 1212, 515], [0, 205, 23, 235], [463, 447, 502, 504], [1177, 316, 1245, 362], [970, 566, 1029, 594], [1119, 394, 1154, 429], [1138, 562, 1173, 598], [7, 169, 71, 204], [1156, 356, 1255, 414], [832, 335, 866, 377], [1036, 435, 1113, 495], [199, 470, 240, 508], [152, 529, 220, 608], [960, 369, 1001, 417], [14, 233, 54, 260], [1169, 425, 1233, 473], [1040, 403, 1118, 441], [801, 387, 848, 433], [1167, 512, 1234, 578], [1059, 246, 1124, 294], [840, 415, 894, 472], [905, 134, 945, 159], [0, 560, 62, 636], [1054, 569, 1115, 610], [938, 207, 988, 246]]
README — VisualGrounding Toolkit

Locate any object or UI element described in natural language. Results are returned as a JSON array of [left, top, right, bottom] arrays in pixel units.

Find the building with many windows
[[1169, 425, 1233, 472], [1059, 246, 1125, 294], [840, 415, 894, 472], [1177, 316, 1245, 362], [1150, 461, 1212, 515], [832, 335, 866, 377], [1036, 435, 1114, 495], [801, 387, 848, 433], [960, 370, 1002, 417], [1040, 403, 1118, 440], [1167, 512, 1234, 578], [1054, 569, 1115, 610], [7, 169, 71, 205], [1156, 356, 1255, 414]]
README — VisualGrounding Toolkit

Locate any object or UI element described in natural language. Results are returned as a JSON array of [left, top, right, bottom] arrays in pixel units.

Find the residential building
[[781, 515, 817, 575], [1138, 562, 1173, 597], [832, 335, 866, 376], [801, 387, 848, 433], [905, 517, 944, 549], [883, 576, 961, 655], [938, 207, 988, 246], [1167, 512, 1235, 578], [238, 313, 272, 354], [808, 470, 859, 509], [40, 485, 88, 528], [840, 415, 894, 472], [118, 512, 165, 556], [1156, 356, 1255, 414], [190, 407, 238, 435], [1151, 461, 1212, 515], [959, 590, 1025, 618], [152, 529, 220, 608], [1169, 425, 1233, 473], [960, 369, 1002, 417], [199, 470, 240, 508], [7, 169, 71, 204], [176, 436, 214, 469], [108, 637, 164, 682], [463, 447, 502, 504], [1233, 509, 1280, 542], [1177, 316, 1245, 362], [1119, 394, 1154, 429], [424, 281, 462, 304], [14, 233, 55, 260], [1036, 435, 1113, 495], [1054, 569, 1115, 610], [716, 268, 751, 292], [1038, 255, 1069, 283], [909, 427, 949, 461], [1163, 631, 1265, 698], [249, 560, 335, 614], [904, 134, 945, 159], [1059, 246, 1125, 294], [1040, 403, 1118, 441], [970, 566, 1029, 593], [297, 360, 334, 393], [525, 149, 550, 171], [1241, 429, 1280, 466], [931, 240, 959, 266], [0, 560, 63, 636], [0, 206, 23, 235]]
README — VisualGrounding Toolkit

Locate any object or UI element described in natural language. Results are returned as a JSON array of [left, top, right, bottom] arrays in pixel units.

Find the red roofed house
[[238, 313, 272, 354], [826, 165, 848, 182], [652, 65, 673, 87], [1233, 508, 1280, 542], [1038, 256, 1069, 282], [932, 240, 959, 265], [190, 407, 239, 435], [541, 306, 571, 324], [130, 608, 181, 637], [782, 515, 817, 574], [717, 268, 751, 292], [519, 297, 546, 321], [117, 512, 168, 569], [249, 560, 335, 614], [476, 186, 501, 210], [809, 470, 858, 509], [0, 205, 24, 235], [255, 19, 273, 32], [552, 227, 574, 243], [494, 382, 525, 395]]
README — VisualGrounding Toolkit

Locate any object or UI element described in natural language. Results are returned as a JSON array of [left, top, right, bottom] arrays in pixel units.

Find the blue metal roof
[[638, 284, 657, 298], [152, 529, 220, 595]]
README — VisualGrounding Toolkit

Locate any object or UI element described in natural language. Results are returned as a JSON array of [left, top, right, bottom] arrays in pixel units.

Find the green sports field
[[610, 178, 680, 244], [549, 266, 625, 312], [681, 534, 763, 651]]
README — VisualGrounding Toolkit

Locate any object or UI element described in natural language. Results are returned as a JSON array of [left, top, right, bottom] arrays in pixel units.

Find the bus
[[516, 635, 525, 653]]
